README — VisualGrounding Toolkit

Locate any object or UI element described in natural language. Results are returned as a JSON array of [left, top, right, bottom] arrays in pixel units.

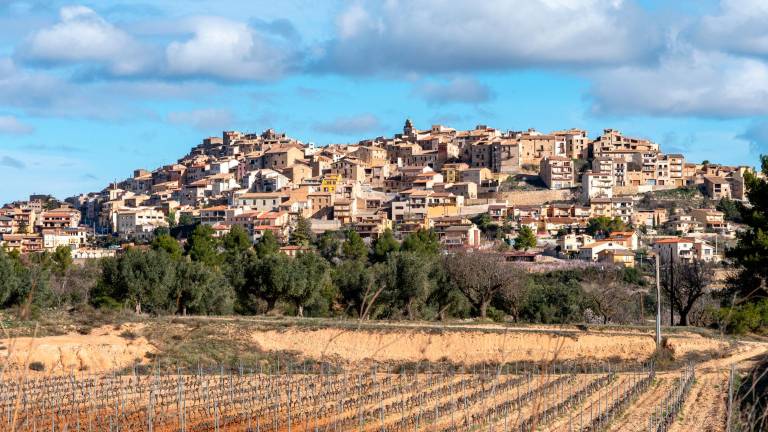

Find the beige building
[[539, 157, 574, 189], [441, 163, 470, 183], [40, 208, 81, 229], [333, 198, 357, 224], [690, 208, 728, 231], [42, 227, 88, 250], [578, 239, 629, 261], [611, 197, 634, 224], [582, 170, 614, 203], [115, 208, 168, 240], [558, 233, 595, 254], [353, 146, 387, 165], [592, 129, 659, 155], [704, 176, 732, 199], [261, 145, 304, 170], [553, 129, 590, 160], [653, 237, 717, 262]]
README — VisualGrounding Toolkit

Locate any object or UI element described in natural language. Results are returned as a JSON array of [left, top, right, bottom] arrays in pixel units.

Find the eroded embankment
[[251, 325, 730, 364], [0, 324, 155, 374]]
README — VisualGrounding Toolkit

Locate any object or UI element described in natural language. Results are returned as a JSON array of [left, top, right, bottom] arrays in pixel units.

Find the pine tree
[[514, 226, 537, 251], [290, 215, 313, 246]]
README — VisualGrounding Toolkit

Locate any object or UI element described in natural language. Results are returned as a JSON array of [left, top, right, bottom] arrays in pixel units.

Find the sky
[[1, 0, 768, 203]]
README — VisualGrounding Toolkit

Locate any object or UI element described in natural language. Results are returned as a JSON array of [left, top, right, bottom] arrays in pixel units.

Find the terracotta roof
[[654, 238, 694, 244]]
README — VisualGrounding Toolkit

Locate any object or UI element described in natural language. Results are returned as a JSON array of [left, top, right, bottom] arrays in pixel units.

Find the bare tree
[[581, 266, 634, 324], [675, 259, 714, 326], [496, 270, 528, 322], [661, 258, 714, 326], [445, 252, 521, 319]]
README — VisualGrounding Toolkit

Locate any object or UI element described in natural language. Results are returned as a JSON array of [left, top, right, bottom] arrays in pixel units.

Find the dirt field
[[0, 317, 764, 431]]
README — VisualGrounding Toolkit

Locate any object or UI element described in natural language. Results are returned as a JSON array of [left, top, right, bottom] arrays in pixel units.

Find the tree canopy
[[514, 226, 537, 251], [586, 216, 627, 237]]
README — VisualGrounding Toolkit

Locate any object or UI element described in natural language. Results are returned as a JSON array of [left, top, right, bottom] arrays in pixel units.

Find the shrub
[[119, 330, 138, 340], [485, 306, 505, 323], [28, 361, 45, 372], [718, 300, 768, 334]]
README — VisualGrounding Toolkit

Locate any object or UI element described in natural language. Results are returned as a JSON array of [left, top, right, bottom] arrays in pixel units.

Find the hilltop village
[[0, 120, 750, 265]]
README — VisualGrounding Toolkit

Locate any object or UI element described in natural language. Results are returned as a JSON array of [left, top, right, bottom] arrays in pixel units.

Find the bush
[[28, 361, 45, 372], [521, 271, 588, 324], [485, 306, 505, 323], [718, 300, 768, 334], [649, 340, 675, 369], [119, 330, 138, 340]]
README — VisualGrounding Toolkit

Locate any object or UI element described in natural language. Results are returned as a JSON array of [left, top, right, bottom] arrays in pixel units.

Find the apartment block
[[539, 157, 574, 189], [582, 170, 614, 203]]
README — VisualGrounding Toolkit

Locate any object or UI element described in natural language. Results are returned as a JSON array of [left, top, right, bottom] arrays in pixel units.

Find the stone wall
[[492, 189, 575, 205]]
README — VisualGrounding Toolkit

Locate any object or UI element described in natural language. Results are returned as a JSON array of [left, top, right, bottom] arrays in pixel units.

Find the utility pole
[[655, 252, 662, 347]]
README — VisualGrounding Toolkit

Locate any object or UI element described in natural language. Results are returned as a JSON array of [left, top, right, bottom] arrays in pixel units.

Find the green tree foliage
[[95, 248, 233, 315], [221, 225, 252, 257], [521, 271, 588, 324], [716, 197, 742, 223], [513, 226, 537, 251], [185, 224, 219, 266], [378, 252, 433, 319], [290, 215, 313, 246], [401, 228, 440, 255], [154, 227, 171, 238], [0, 248, 23, 306], [151, 234, 183, 260], [341, 230, 368, 262], [173, 260, 234, 315], [178, 213, 194, 227], [727, 156, 768, 303], [371, 229, 400, 263], [427, 263, 471, 321], [255, 230, 280, 258], [12, 253, 54, 318], [718, 300, 768, 334], [315, 231, 342, 262], [51, 246, 73, 275], [471, 213, 492, 231], [94, 249, 177, 313], [253, 253, 293, 312], [220, 226, 255, 306], [471, 213, 500, 238], [586, 216, 627, 237], [167, 210, 177, 228], [287, 252, 334, 316], [333, 260, 377, 318]]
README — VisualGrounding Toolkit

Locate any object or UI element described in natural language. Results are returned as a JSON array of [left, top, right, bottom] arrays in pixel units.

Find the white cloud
[[695, 0, 768, 57], [315, 114, 382, 135], [0, 115, 33, 134], [167, 108, 235, 130], [0, 56, 219, 119], [589, 46, 768, 117], [318, 0, 660, 73], [165, 17, 293, 81], [21, 5, 148, 75], [414, 77, 493, 105], [337, 3, 373, 39]]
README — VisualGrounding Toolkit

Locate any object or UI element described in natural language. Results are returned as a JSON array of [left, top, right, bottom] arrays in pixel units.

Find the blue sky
[[1, 0, 768, 203]]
